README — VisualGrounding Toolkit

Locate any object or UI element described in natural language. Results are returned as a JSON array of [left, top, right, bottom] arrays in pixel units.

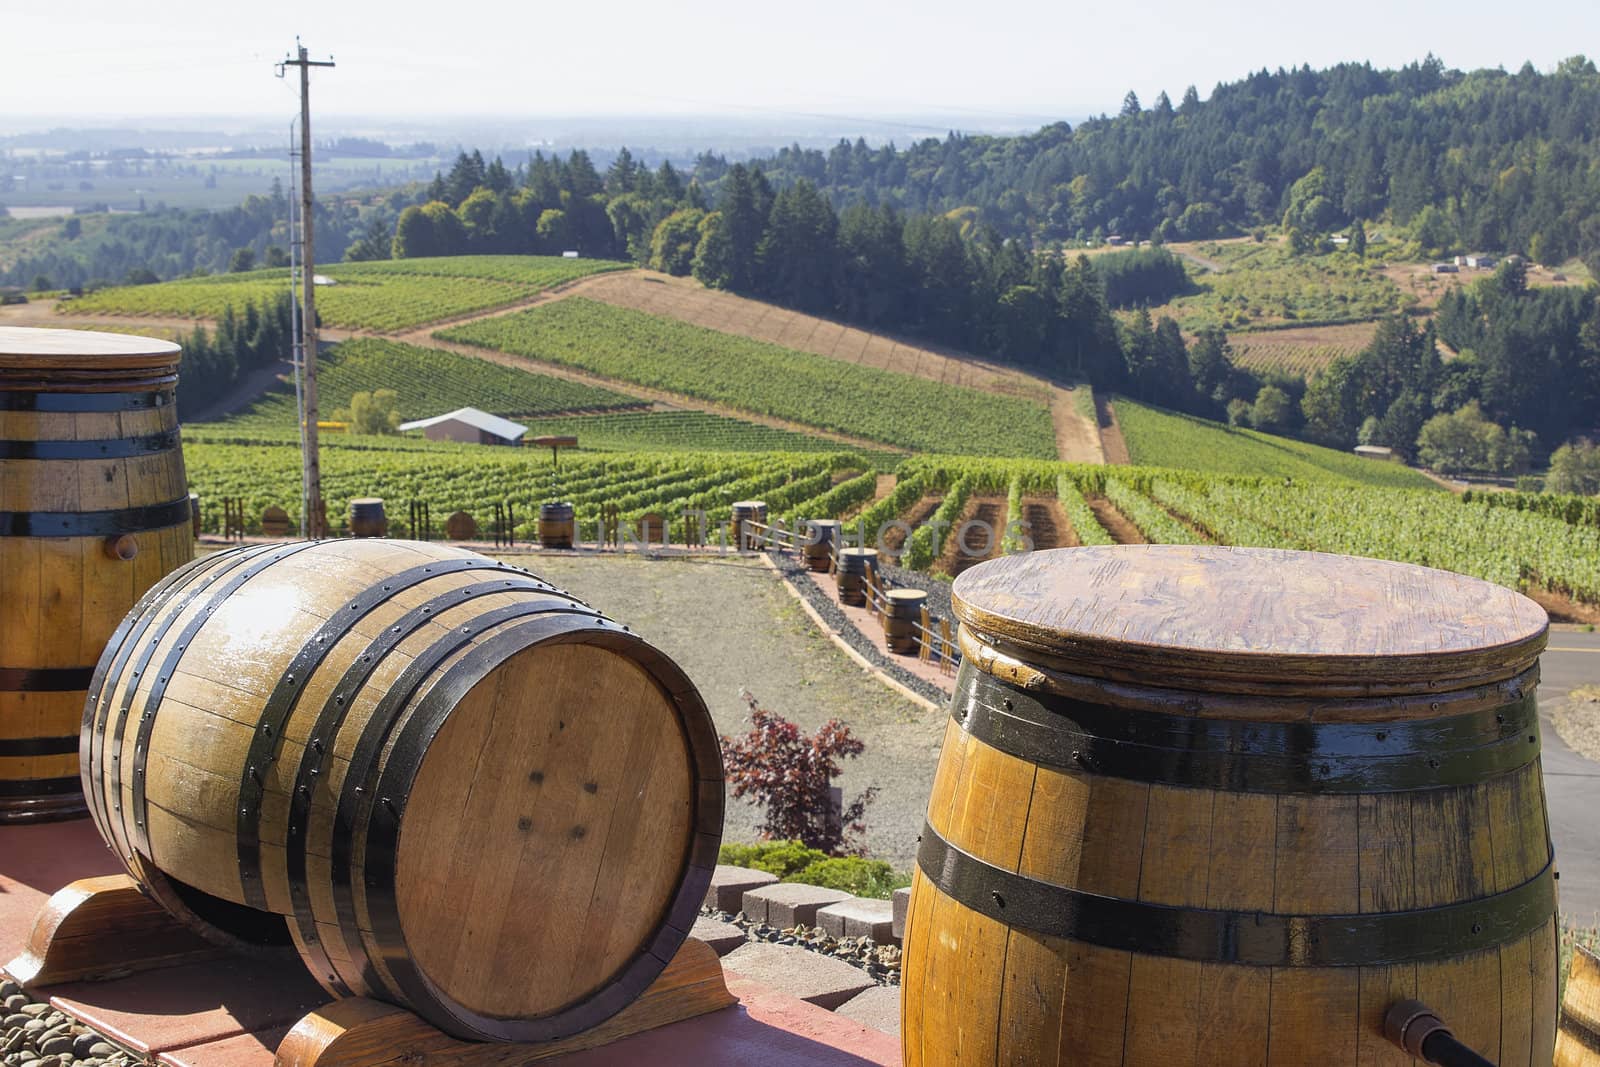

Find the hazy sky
[[6, 0, 1598, 127]]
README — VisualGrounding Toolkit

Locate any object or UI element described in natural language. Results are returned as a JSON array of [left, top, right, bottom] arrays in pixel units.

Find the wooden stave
[[78, 540, 724, 1041], [1, 375, 191, 823], [1558, 945, 1600, 1065], [902, 650, 1560, 1066]]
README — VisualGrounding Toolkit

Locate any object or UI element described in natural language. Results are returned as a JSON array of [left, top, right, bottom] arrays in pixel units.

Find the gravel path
[[0, 979, 132, 1067], [503, 553, 945, 868], [1555, 687, 1600, 762]]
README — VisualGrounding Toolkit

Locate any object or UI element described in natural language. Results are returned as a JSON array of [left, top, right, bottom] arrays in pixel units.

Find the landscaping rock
[[689, 915, 748, 957], [817, 897, 896, 943], [722, 941, 875, 1010], [835, 985, 901, 1035], [704, 864, 779, 913], [741, 883, 854, 928], [892, 886, 911, 940]]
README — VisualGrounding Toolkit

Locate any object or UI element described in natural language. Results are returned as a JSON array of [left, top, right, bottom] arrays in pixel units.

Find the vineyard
[[1153, 241, 1406, 331], [62, 255, 627, 331], [518, 410, 893, 457], [200, 338, 640, 432], [1113, 397, 1438, 489], [436, 298, 1057, 458]]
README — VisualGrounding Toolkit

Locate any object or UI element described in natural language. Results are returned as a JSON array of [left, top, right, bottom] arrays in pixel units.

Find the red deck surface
[[1, 819, 898, 1066]]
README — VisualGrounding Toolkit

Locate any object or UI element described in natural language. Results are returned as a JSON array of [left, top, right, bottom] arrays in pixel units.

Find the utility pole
[[277, 40, 334, 537]]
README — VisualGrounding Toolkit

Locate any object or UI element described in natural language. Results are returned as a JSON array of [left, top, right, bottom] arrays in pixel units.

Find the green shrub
[[789, 857, 911, 900], [717, 840, 828, 879]]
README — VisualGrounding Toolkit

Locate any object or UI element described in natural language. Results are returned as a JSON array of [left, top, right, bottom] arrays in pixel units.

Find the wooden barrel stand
[[538, 501, 574, 549], [78, 539, 724, 1042], [729, 501, 767, 551], [803, 519, 839, 573], [0, 326, 193, 823], [902, 545, 1559, 1066], [835, 547, 878, 607], [882, 588, 926, 654]]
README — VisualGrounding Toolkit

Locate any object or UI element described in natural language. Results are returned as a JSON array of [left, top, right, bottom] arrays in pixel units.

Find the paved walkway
[[1541, 629, 1600, 924]]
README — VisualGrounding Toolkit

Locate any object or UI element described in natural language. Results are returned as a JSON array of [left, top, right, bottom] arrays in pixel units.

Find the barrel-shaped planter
[[80, 540, 723, 1041], [347, 498, 387, 538], [903, 546, 1559, 1066], [882, 588, 926, 654], [803, 519, 840, 573], [835, 547, 878, 607], [729, 501, 767, 551], [1558, 944, 1600, 1065], [538, 501, 574, 549], [0, 327, 193, 823]]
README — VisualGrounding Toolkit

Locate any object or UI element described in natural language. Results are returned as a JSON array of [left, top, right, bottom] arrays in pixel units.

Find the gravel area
[[773, 556, 951, 707], [873, 562, 954, 625], [1555, 687, 1600, 763], [498, 553, 945, 868], [0, 979, 132, 1067], [700, 907, 901, 986]]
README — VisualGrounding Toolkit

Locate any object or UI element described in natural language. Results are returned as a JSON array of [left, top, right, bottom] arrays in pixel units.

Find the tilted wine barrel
[[803, 519, 839, 573], [538, 501, 574, 549], [904, 546, 1559, 1065], [347, 497, 387, 538], [80, 540, 723, 1041], [882, 588, 926, 654], [729, 501, 767, 551], [0, 327, 192, 823], [1558, 945, 1600, 1065], [835, 547, 877, 607]]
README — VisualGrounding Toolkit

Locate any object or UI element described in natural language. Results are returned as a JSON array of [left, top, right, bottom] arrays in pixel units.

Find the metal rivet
[[991, 891, 1005, 909], [1376, 731, 1388, 741]]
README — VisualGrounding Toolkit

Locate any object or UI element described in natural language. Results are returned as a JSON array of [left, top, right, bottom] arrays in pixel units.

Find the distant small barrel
[[189, 493, 201, 538], [835, 547, 878, 607], [0, 326, 193, 823], [883, 588, 927, 654], [637, 512, 666, 545], [261, 505, 292, 538], [729, 501, 767, 551], [803, 519, 840, 573], [538, 502, 574, 549], [1558, 944, 1600, 1066], [348, 498, 387, 538], [444, 510, 478, 541]]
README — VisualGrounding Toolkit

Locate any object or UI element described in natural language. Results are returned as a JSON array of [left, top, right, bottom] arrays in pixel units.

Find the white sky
[[4, 0, 1598, 125]]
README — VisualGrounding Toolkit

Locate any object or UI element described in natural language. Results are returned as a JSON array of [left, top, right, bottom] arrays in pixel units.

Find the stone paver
[[721, 942, 876, 1010], [690, 915, 748, 957], [835, 985, 901, 1035], [817, 897, 895, 943], [892, 886, 911, 940], [743, 883, 855, 927], [704, 864, 779, 913]]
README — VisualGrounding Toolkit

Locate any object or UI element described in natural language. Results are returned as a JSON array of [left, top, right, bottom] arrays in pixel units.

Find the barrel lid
[[0, 326, 180, 371], [840, 546, 878, 557], [952, 546, 1548, 691], [731, 500, 766, 508], [350, 497, 384, 505], [888, 588, 927, 601]]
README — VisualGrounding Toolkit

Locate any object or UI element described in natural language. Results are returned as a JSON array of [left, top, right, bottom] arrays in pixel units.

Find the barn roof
[[397, 407, 528, 441]]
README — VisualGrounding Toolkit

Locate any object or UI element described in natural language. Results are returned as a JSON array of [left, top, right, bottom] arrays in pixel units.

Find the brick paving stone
[[816, 898, 894, 943], [835, 985, 901, 1035], [742, 883, 854, 928], [721, 942, 875, 1010], [690, 915, 748, 957], [892, 886, 911, 941], [704, 864, 779, 913]]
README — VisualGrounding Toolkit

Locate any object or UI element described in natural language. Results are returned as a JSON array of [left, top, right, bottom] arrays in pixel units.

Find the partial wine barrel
[[1558, 945, 1600, 1066], [903, 546, 1559, 1066], [835, 547, 878, 606], [80, 540, 723, 1042], [261, 505, 292, 537], [443, 510, 477, 541], [347, 498, 387, 538], [729, 500, 767, 550], [0, 327, 192, 823], [803, 519, 840, 573], [538, 501, 574, 549], [882, 588, 926, 654]]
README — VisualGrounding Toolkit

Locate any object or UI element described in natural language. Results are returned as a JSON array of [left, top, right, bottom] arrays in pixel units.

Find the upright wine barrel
[[835, 547, 878, 607], [729, 501, 767, 551], [538, 501, 574, 549], [444, 510, 477, 541], [261, 505, 292, 537], [0, 326, 192, 823], [637, 512, 666, 545], [1557, 944, 1600, 1066], [81, 540, 723, 1042], [803, 519, 840, 573], [904, 546, 1559, 1066], [882, 588, 926, 654], [347, 497, 387, 538]]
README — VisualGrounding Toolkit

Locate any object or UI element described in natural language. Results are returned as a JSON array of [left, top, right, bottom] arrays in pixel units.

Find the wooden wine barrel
[[261, 505, 292, 537], [729, 501, 767, 551], [80, 539, 723, 1042], [835, 547, 878, 607], [803, 519, 840, 573], [882, 588, 926, 654], [903, 546, 1559, 1066], [1557, 944, 1600, 1066], [189, 493, 201, 538], [347, 498, 387, 538], [0, 326, 193, 823], [444, 510, 477, 541], [637, 512, 666, 545], [538, 501, 574, 549]]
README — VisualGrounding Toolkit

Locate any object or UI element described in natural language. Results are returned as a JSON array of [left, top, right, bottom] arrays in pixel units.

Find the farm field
[[61, 255, 628, 331], [1112, 397, 1439, 489], [518, 409, 890, 457], [1227, 321, 1378, 378], [437, 297, 1058, 458], [200, 338, 640, 432]]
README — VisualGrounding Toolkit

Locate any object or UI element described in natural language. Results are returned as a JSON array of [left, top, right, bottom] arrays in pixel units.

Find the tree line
[[173, 291, 295, 421]]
